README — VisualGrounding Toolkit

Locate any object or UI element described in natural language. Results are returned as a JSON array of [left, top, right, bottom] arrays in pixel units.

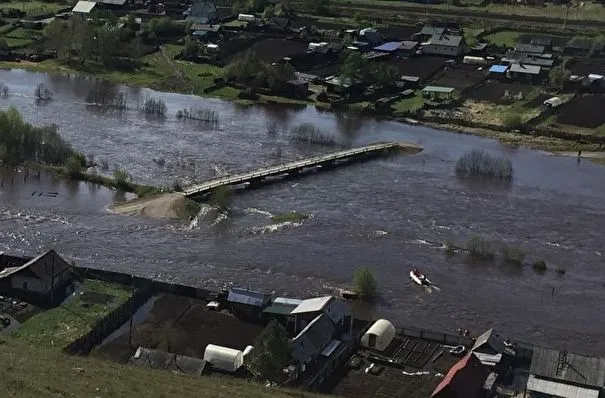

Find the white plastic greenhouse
[[203, 344, 244, 372], [360, 319, 396, 351]]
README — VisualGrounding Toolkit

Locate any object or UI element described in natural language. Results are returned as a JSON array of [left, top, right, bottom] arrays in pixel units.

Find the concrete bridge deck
[[183, 142, 412, 198]]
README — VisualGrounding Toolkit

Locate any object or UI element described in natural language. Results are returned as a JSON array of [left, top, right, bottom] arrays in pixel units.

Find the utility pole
[[128, 275, 134, 349]]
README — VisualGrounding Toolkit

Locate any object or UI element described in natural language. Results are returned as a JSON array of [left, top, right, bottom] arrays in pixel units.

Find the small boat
[[410, 269, 431, 286]]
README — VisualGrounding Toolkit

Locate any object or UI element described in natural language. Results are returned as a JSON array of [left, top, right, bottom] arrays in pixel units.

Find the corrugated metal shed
[[530, 347, 605, 388], [129, 347, 207, 376], [273, 297, 303, 306], [227, 287, 271, 307], [374, 42, 403, 52], [527, 375, 599, 398], [290, 296, 332, 314], [471, 329, 506, 354], [72, 1, 97, 13], [510, 63, 541, 75]]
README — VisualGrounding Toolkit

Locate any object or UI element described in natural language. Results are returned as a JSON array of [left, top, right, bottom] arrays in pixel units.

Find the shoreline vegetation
[[1, 60, 604, 158]]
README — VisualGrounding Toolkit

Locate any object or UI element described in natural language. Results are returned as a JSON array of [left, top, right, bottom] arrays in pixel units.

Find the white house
[[290, 296, 352, 338], [421, 34, 467, 56]]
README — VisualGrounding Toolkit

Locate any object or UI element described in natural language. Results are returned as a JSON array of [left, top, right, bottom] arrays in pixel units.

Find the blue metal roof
[[373, 41, 402, 52], [489, 65, 508, 73], [227, 288, 271, 307]]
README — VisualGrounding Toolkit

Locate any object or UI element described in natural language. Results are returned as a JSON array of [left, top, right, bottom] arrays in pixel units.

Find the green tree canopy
[[246, 320, 291, 382], [353, 267, 377, 300]]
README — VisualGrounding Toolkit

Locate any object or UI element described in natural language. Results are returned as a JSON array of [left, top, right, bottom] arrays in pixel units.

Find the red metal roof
[[431, 353, 490, 398]]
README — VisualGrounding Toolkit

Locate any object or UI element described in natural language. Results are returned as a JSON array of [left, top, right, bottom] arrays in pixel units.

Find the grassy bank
[[0, 338, 315, 398], [271, 211, 310, 223], [11, 279, 132, 349]]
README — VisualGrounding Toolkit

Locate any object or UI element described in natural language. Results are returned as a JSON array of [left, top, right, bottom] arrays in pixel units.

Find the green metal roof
[[263, 303, 297, 315], [422, 85, 455, 93]]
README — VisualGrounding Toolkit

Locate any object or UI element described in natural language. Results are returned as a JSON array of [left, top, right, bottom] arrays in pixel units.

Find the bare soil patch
[[394, 56, 446, 81], [246, 39, 309, 64], [95, 294, 263, 363], [434, 65, 486, 90], [557, 94, 605, 128], [465, 80, 535, 104], [567, 60, 605, 76], [110, 193, 197, 220]]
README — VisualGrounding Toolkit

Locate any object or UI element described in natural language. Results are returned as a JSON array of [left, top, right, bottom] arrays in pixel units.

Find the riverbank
[[0, 337, 313, 398], [2, 59, 604, 156], [110, 193, 201, 221]]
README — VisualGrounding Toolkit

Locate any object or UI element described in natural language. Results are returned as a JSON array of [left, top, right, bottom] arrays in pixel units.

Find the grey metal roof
[[419, 26, 445, 36], [527, 375, 599, 398], [429, 34, 463, 47], [294, 313, 334, 351], [510, 63, 541, 75], [96, 0, 126, 5], [72, 1, 96, 13], [129, 347, 207, 376], [515, 43, 545, 54], [530, 347, 605, 388], [502, 52, 554, 67], [290, 296, 332, 314], [471, 329, 506, 354], [263, 302, 298, 315], [227, 288, 271, 307]]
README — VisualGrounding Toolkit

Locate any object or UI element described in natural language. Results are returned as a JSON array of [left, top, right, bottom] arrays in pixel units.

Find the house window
[[22, 281, 28, 290]]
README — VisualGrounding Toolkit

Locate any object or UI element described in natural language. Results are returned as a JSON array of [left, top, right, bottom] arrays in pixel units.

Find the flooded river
[[1, 69, 604, 354]]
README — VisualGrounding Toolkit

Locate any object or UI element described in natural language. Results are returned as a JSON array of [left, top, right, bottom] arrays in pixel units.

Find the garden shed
[[203, 344, 244, 372], [361, 319, 396, 351]]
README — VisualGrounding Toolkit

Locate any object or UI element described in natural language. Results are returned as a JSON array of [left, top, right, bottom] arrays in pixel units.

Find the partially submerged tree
[[455, 149, 513, 181], [246, 320, 291, 382], [353, 267, 377, 301], [211, 185, 232, 212]]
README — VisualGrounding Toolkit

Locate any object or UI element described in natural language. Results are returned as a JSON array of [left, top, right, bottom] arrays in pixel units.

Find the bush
[[86, 89, 128, 110], [455, 149, 513, 181], [246, 320, 291, 382], [172, 179, 183, 192], [532, 260, 547, 273], [289, 123, 338, 147], [444, 241, 456, 259], [465, 236, 496, 261], [34, 83, 52, 101], [271, 211, 309, 224], [65, 155, 84, 177], [502, 113, 522, 129], [139, 96, 167, 117], [112, 168, 131, 190], [175, 107, 219, 124], [211, 185, 232, 211], [500, 245, 526, 266], [0, 82, 9, 98], [353, 267, 377, 301]]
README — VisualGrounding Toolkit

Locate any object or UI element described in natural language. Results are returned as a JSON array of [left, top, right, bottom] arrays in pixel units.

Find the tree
[[275, 1, 295, 17], [183, 37, 200, 59], [339, 51, 369, 82], [353, 267, 377, 300], [502, 113, 522, 129], [246, 320, 291, 382], [370, 63, 400, 87], [66, 155, 84, 176], [549, 66, 570, 89], [262, 4, 275, 19], [211, 185, 232, 211], [310, 0, 329, 13]]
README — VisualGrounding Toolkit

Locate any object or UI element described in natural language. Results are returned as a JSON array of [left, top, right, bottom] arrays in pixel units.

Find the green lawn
[[393, 92, 425, 114], [0, 338, 318, 398], [0, 1, 67, 18], [11, 279, 132, 349], [483, 30, 521, 48], [1, 26, 45, 48], [332, 0, 605, 22]]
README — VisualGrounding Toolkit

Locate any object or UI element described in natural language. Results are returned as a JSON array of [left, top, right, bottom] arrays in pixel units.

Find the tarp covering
[[361, 319, 396, 351], [203, 344, 244, 372]]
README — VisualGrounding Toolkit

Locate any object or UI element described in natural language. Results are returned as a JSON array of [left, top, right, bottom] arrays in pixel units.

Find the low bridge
[[183, 142, 414, 198]]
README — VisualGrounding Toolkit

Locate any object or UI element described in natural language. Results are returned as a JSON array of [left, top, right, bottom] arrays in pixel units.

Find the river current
[[0, 69, 604, 354]]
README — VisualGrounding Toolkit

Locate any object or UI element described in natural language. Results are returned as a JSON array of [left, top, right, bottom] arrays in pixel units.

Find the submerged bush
[[289, 123, 338, 147], [175, 107, 219, 124], [532, 260, 547, 274], [353, 267, 377, 301], [86, 89, 128, 110], [0, 82, 9, 98], [455, 149, 513, 181], [139, 96, 167, 117], [211, 185, 232, 212], [500, 245, 526, 266], [466, 236, 497, 261], [34, 83, 52, 101]]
